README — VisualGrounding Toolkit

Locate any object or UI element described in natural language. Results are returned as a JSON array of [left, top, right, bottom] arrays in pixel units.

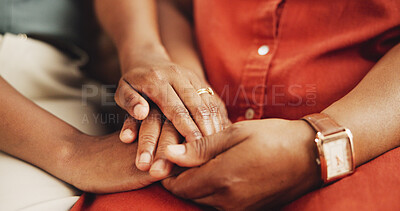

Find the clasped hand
[[109, 50, 320, 210], [162, 119, 321, 210], [114, 50, 230, 178]]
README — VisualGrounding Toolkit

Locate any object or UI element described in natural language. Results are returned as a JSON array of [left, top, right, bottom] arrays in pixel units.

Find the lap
[[283, 147, 400, 211]]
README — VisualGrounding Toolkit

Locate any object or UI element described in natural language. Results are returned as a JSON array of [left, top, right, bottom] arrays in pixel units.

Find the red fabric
[[72, 0, 400, 210], [71, 183, 203, 211], [72, 148, 400, 211], [283, 147, 400, 211], [195, 0, 400, 121]]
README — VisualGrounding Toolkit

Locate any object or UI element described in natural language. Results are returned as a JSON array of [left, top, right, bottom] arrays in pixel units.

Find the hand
[[118, 107, 182, 179], [60, 133, 172, 194], [162, 119, 321, 210], [114, 47, 230, 142]]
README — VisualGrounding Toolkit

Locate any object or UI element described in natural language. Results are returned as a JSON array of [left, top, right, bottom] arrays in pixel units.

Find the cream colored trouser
[[0, 33, 109, 211]]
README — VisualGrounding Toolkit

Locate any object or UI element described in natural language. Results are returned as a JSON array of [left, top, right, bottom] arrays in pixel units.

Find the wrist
[[52, 131, 94, 186], [124, 42, 168, 57], [293, 120, 322, 189], [119, 42, 170, 74], [321, 110, 363, 167]]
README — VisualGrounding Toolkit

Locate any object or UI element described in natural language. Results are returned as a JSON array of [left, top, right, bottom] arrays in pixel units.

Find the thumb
[[165, 124, 247, 167]]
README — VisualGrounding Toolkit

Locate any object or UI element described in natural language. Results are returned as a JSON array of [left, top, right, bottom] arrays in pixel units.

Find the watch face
[[323, 138, 352, 179]]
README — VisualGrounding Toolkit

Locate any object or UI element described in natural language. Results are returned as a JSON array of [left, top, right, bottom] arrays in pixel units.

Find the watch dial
[[323, 138, 352, 179]]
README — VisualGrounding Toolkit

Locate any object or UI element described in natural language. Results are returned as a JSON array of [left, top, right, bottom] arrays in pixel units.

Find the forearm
[[94, 0, 161, 48], [323, 43, 400, 166], [94, 0, 167, 72], [158, 0, 206, 80], [0, 77, 83, 178]]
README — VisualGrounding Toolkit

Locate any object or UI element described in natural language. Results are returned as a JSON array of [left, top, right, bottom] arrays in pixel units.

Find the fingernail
[[138, 152, 152, 164], [133, 104, 148, 120], [120, 129, 134, 143], [150, 159, 166, 172], [167, 145, 186, 156]]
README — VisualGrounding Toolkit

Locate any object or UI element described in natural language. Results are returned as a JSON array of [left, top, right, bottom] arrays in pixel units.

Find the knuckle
[[154, 143, 168, 154], [195, 106, 211, 119], [218, 176, 232, 190], [221, 123, 245, 139], [134, 72, 148, 83], [124, 92, 139, 107], [146, 68, 164, 82], [139, 134, 158, 146], [164, 136, 179, 146], [194, 137, 212, 162], [228, 122, 244, 134], [171, 105, 190, 117], [187, 71, 197, 78], [159, 134, 180, 148], [168, 64, 181, 74], [156, 139, 176, 155], [191, 130, 202, 139], [220, 175, 237, 189], [207, 102, 219, 114]]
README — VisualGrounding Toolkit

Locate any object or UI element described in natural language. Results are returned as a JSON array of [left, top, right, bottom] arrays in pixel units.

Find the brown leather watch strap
[[302, 113, 345, 136]]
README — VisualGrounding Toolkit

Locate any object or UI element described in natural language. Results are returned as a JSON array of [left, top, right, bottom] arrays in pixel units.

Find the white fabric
[[0, 33, 109, 211]]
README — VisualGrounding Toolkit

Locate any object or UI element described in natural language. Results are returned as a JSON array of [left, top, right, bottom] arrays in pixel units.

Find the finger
[[193, 196, 222, 210], [136, 108, 163, 171], [201, 93, 223, 133], [149, 120, 181, 179], [216, 96, 231, 129], [162, 163, 221, 199], [124, 71, 203, 142], [178, 85, 216, 136], [156, 85, 203, 142], [170, 76, 216, 136], [165, 124, 248, 167], [114, 78, 150, 120], [189, 79, 223, 133], [125, 69, 217, 140], [119, 116, 140, 143]]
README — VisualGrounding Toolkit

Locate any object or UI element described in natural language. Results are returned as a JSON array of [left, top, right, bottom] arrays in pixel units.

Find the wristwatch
[[302, 113, 355, 184]]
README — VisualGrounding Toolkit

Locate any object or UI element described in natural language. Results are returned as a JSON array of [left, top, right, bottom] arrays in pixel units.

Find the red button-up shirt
[[194, 0, 400, 122]]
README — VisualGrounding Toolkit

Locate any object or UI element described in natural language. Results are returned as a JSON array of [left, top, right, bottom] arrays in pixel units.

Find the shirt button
[[245, 108, 255, 120], [258, 45, 270, 55]]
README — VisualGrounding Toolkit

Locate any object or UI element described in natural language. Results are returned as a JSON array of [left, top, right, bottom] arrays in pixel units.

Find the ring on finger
[[196, 87, 214, 96]]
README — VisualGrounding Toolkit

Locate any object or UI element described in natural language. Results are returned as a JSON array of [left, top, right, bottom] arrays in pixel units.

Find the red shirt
[[195, 0, 400, 122]]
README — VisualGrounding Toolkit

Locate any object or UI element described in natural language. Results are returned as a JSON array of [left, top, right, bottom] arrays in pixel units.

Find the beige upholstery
[[0, 33, 109, 211]]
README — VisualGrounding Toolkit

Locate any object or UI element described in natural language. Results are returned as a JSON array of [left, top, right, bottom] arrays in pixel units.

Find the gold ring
[[197, 87, 214, 96]]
